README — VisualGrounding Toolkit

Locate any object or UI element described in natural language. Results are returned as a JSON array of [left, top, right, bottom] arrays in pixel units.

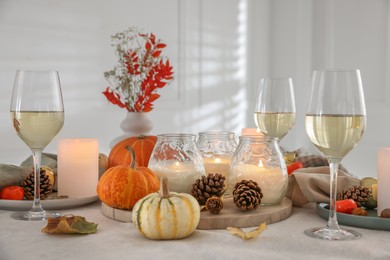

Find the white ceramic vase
[[110, 112, 153, 148]]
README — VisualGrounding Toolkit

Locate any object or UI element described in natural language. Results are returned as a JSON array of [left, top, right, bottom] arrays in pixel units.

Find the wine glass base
[[11, 210, 62, 221], [304, 227, 361, 241]]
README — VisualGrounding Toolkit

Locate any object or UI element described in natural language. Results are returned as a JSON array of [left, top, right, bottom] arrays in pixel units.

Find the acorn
[[360, 177, 378, 209], [381, 208, 390, 218]]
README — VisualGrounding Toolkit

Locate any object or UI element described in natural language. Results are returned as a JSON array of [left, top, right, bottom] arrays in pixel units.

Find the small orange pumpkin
[[108, 135, 157, 168], [97, 146, 159, 210]]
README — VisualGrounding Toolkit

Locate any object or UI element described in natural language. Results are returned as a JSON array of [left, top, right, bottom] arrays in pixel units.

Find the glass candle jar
[[149, 134, 205, 194], [197, 131, 237, 184], [230, 135, 288, 205]]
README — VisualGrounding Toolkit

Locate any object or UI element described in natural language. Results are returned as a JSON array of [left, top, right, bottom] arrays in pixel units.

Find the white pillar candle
[[377, 148, 390, 216], [202, 155, 232, 180], [241, 128, 264, 136], [57, 138, 99, 198], [231, 163, 288, 205], [149, 160, 204, 194]]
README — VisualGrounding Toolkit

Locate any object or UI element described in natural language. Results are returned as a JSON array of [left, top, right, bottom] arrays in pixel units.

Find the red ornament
[[287, 161, 304, 175], [336, 199, 358, 214], [0, 186, 25, 200]]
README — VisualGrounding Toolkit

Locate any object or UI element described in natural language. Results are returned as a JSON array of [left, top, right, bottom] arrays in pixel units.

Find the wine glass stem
[[328, 158, 341, 230], [31, 149, 44, 212]]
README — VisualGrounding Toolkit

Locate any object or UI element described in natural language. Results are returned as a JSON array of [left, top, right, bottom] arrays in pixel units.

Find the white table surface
[[0, 201, 389, 260]]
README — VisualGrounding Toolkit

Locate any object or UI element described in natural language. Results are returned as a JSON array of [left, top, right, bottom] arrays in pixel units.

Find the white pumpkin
[[132, 177, 200, 240]]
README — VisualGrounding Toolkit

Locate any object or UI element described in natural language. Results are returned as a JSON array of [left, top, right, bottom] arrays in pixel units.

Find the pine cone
[[205, 196, 223, 214], [191, 173, 226, 205], [21, 168, 53, 200], [338, 185, 370, 207], [351, 207, 368, 216], [233, 180, 263, 211]]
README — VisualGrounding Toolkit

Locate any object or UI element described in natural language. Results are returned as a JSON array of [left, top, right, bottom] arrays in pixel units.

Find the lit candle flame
[[258, 160, 264, 167], [174, 161, 181, 171]]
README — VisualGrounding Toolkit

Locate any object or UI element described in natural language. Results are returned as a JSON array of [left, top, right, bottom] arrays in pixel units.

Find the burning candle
[[197, 131, 236, 196], [377, 148, 390, 216], [149, 160, 204, 194], [241, 128, 264, 136], [57, 138, 99, 198], [231, 163, 288, 205], [202, 155, 231, 179]]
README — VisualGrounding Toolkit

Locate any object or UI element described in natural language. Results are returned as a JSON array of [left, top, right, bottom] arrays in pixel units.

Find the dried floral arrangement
[[103, 27, 174, 112]]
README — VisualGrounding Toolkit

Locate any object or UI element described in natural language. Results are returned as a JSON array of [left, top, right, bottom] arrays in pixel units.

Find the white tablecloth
[[0, 201, 389, 260]]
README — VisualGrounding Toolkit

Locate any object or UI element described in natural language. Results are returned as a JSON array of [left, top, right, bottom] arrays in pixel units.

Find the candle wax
[[202, 155, 231, 180], [241, 128, 264, 136], [377, 148, 390, 216], [57, 138, 99, 198], [150, 160, 204, 194]]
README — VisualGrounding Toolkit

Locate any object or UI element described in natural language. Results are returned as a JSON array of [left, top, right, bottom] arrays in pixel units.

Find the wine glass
[[254, 77, 296, 141], [10, 70, 64, 221], [305, 69, 366, 240]]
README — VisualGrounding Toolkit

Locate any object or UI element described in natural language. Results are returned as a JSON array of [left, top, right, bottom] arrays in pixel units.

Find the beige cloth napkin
[[0, 165, 31, 191], [286, 166, 360, 207]]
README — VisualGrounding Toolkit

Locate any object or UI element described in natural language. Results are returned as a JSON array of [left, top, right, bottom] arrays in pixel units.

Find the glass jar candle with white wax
[[197, 131, 237, 184], [230, 135, 288, 205], [149, 133, 205, 193]]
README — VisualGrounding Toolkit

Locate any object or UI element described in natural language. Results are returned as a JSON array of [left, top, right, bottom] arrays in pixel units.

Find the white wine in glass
[[254, 78, 296, 141], [305, 69, 366, 240], [10, 70, 64, 221]]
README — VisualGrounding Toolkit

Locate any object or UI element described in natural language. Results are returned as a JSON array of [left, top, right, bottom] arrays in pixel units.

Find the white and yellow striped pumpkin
[[132, 177, 200, 240]]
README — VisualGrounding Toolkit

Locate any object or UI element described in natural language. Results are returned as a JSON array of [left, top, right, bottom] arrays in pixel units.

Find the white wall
[[0, 0, 248, 165], [1, 0, 389, 179], [249, 0, 390, 178]]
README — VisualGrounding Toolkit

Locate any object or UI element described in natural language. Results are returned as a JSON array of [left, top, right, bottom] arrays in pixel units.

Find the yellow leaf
[[227, 222, 267, 240]]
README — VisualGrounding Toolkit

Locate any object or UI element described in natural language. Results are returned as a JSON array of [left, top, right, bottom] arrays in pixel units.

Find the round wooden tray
[[101, 197, 292, 230], [198, 197, 292, 229]]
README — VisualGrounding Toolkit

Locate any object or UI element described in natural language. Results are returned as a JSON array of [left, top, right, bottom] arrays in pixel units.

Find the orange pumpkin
[[97, 147, 160, 210], [108, 135, 157, 168]]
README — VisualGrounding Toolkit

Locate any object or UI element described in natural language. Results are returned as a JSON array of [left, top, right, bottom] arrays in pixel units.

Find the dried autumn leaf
[[156, 43, 166, 49], [102, 88, 126, 108], [227, 222, 267, 240], [148, 93, 160, 103], [145, 41, 152, 51], [152, 50, 162, 58], [42, 215, 98, 234], [150, 33, 156, 44]]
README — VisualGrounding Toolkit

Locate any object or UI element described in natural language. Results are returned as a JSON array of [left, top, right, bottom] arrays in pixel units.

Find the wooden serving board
[[101, 198, 292, 230], [101, 202, 134, 223], [197, 197, 292, 229]]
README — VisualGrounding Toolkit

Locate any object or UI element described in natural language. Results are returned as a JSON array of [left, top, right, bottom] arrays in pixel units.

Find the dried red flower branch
[[103, 27, 174, 112]]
